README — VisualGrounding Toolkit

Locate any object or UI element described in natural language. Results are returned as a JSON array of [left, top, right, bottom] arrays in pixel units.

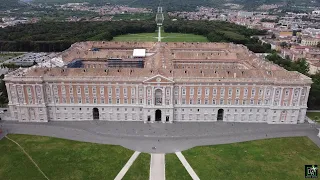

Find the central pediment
[[143, 74, 174, 83]]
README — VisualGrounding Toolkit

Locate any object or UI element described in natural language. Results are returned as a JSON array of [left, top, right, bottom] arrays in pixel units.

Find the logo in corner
[[305, 165, 318, 178]]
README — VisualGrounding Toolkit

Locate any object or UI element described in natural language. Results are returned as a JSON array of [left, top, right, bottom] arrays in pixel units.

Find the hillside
[[0, 0, 26, 10], [30, 0, 320, 11]]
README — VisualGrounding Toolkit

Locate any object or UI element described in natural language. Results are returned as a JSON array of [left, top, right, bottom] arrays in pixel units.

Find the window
[[108, 98, 112, 104], [166, 89, 170, 96], [182, 98, 186, 104], [213, 88, 217, 96], [69, 86, 73, 94], [228, 88, 232, 96], [259, 89, 263, 96], [258, 99, 262, 105], [92, 86, 96, 94], [100, 97, 104, 104], [284, 101, 288, 106], [124, 98, 128, 104], [131, 87, 135, 95], [264, 99, 269, 105], [220, 88, 225, 96], [55, 97, 59, 103], [174, 99, 178, 104], [123, 88, 127, 96], [190, 88, 194, 95], [93, 97, 97, 104], [61, 86, 66, 94], [147, 99, 151, 105], [85, 86, 89, 94], [166, 99, 170, 105], [276, 89, 280, 96], [205, 99, 209, 104], [212, 99, 216, 105], [100, 86, 104, 95], [147, 88, 151, 96], [197, 88, 201, 95], [28, 96, 33, 104], [108, 87, 112, 96], [139, 99, 143, 104], [236, 88, 240, 96], [77, 86, 81, 94], [53, 85, 58, 95], [85, 96, 89, 104], [116, 98, 120, 104], [285, 89, 289, 96], [189, 99, 193, 105], [174, 88, 178, 95], [243, 99, 247, 105], [205, 88, 209, 96], [294, 89, 299, 97], [228, 99, 231, 105], [251, 88, 255, 96], [131, 98, 135, 104], [116, 88, 120, 95], [78, 97, 82, 104], [197, 99, 201, 104], [244, 88, 248, 96], [266, 89, 270, 96], [235, 99, 239, 105], [62, 97, 66, 103], [220, 99, 224, 105], [250, 99, 254, 105]]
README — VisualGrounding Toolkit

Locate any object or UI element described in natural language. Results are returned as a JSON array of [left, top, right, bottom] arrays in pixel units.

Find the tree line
[[164, 20, 272, 53]]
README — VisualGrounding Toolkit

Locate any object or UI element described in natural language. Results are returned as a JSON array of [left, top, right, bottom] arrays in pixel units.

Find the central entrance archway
[[155, 109, 162, 122], [93, 108, 99, 120], [217, 109, 224, 121]]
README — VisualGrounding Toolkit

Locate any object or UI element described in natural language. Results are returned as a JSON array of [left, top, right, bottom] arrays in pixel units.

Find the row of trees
[[0, 21, 157, 52], [265, 53, 320, 109], [164, 20, 271, 53]]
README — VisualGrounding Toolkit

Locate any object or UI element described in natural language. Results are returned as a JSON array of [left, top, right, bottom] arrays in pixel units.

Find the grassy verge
[[123, 153, 150, 180], [0, 134, 134, 180], [182, 137, 320, 180], [306, 112, 320, 122]]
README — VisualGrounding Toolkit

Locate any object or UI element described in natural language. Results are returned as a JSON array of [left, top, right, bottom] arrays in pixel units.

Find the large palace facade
[[4, 42, 312, 124]]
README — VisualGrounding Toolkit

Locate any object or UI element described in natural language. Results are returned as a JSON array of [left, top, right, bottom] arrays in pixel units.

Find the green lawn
[[306, 112, 320, 122], [113, 30, 208, 42], [123, 153, 150, 180], [0, 134, 135, 180], [166, 153, 192, 180], [180, 137, 320, 180]]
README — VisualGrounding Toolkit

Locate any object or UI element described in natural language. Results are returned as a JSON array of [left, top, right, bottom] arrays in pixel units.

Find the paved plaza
[[0, 120, 319, 153]]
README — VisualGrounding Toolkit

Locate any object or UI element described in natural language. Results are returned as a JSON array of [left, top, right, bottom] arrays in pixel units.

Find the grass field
[[0, 134, 134, 180], [166, 153, 191, 180], [306, 112, 320, 122], [123, 153, 150, 180], [180, 137, 320, 180], [113, 30, 208, 42]]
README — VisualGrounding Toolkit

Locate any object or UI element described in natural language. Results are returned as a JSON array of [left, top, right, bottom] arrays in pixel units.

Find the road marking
[[5, 136, 50, 180], [114, 151, 141, 180], [150, 153, 165, 180], [175, 152, 200, 180]]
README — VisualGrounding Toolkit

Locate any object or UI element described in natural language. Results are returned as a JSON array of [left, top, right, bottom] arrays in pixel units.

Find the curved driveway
[[1, 121, 319, 153]]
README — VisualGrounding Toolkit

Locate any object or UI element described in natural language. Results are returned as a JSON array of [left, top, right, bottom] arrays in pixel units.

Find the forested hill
[[0, 0, 26, 10], [31, 0, 320, 11]]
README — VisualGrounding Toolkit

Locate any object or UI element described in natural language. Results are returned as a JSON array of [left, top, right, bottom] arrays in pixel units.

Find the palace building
[[4, 41, 312, 124]]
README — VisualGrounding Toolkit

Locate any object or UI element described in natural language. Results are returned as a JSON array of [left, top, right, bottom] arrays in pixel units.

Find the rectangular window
[[108, 98, 112, 104], [213, 88, 217, 96], [147, 99, 151, 105], [78, 97, 82, 104], [220, 99, 224, 105], [166, 99, 170, 105], [85, 96, 89, 104], [61, 86, 66, 94], [220, 88, 225, 96], [166, 89, 170, 96], [124, 98, 128, 104], [205, 99, 208, 104], [264, 99, 269, 105], [251, 88, 255, 96], [243, 99, 247, 105], [182, 88, 186, 95], [69, 86, 73, 94], [190, 88, 194, 95], [139, 99, 143, 104], [116, 88, 120, 95], [259, 89, 263, 96], [285, 89, 289, 96], [147, 89, 151, 96], [131, 98, 135, 104], [53, 85, 58, 95], [250, 99, 254, 105], [77, 86, 81, 94], [189, 99, 193, 105], [235, 99, 239, 105], [197, 99, 201, 104], [182, 98, 186, 104], [85, 86, 89, 94], [131, 88, 135, 95], [266, 89, 270, 96], [258, 100, 262, 105], [174, 99, 178, 104], [62, 97, 66, 103], [108, 87, 112, 96], [100, 86, 104, 95], [228, 99, 231, 105], [228, 88, 232, 96], [212, 99, 216, 105], [276, 89, 280, 96], [55, 96, 59, 103], [236, 88, 240, 96], [197, 88, 202, 95], [28, 95, 33, 104], [70, 97, 74, 103], [116, 98, 120, 104], [174, 88, 178, 95], [123, 88, 127, 96], [93, 97, 97, 104], [244, 88, 248, 96], [205, 88, 209, 96], [92, 86, 96, 94]]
